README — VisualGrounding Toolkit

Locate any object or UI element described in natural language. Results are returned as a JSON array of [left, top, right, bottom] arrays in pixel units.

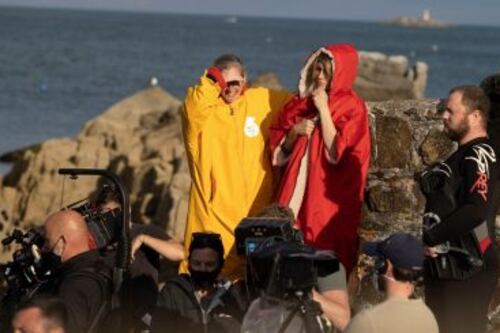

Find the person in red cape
[[269, 44, 371, 275]]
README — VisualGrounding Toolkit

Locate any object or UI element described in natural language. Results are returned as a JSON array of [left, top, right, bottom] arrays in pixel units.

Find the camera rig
[[57, 168, 130, 293]]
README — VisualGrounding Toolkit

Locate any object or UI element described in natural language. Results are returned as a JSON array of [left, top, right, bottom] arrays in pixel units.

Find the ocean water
[[1, 6, 499, 172]]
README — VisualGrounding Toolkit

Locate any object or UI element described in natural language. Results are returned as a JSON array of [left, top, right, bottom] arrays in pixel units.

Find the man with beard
[[153, 233, 244, 333], [422, 85, 498, 333]]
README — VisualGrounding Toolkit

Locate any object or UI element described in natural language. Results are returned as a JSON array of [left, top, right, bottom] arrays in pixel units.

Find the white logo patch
[[244, 116, 259, 138], [465, 143, 496, 178]]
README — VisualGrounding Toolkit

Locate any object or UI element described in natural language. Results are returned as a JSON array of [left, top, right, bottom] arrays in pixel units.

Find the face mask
[[42, 237, 64, 270], [189, 269, 219, 289]]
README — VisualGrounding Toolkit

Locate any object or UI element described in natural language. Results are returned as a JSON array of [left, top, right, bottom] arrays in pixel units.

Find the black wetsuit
[[423, 137, 498, 333]]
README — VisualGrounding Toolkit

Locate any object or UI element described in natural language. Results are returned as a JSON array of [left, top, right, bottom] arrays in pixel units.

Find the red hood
[[298, 44, 358, 99]]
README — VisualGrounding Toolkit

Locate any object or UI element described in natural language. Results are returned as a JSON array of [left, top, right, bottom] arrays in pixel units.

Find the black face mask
[[189, 269, 219, 289], [41, 251, 62, 272]]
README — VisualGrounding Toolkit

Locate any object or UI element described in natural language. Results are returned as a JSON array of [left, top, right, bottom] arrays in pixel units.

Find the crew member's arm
[[131, 224, 185, 262], [424, 148, 492, 246], [313, 264, 351, 332], [312, 289, 350, 331], [132, 234, 185, 262]]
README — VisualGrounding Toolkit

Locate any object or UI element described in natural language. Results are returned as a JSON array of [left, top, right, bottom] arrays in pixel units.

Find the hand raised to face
[[312, 88, 329, 112]]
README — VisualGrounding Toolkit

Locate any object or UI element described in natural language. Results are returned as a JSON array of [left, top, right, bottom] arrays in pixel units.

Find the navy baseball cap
[[363, 233, 424, 270]]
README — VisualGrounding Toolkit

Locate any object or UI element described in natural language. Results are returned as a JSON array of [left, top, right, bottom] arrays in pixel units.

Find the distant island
[[385, 9, 452, 28]]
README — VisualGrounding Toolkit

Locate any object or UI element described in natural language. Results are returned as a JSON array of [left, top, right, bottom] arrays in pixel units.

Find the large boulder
[[355, 51, 428, 101], [0, 87, 186, 243]]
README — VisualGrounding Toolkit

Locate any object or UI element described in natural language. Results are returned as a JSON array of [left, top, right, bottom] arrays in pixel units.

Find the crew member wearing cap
[[345, 233, 438, 333]]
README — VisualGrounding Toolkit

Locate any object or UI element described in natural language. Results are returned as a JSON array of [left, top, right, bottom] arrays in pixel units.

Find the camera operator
[[153, 232, 243, 333], [251, 204, 351, 332], [345, 233, 438, 333], [95, 187, 185, 330], [12, 296, 67, 333], [35, 210, 113, 333], [422, 85, 498, 333]]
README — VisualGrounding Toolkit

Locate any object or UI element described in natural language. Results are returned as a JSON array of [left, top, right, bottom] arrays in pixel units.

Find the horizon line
[[1, 3, 500, 29]]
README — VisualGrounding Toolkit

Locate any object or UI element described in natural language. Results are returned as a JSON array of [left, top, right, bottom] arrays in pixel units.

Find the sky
[[0, 0, 499, 27]]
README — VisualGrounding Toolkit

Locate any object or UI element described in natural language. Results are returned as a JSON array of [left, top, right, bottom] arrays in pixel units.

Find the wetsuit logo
[[466, 143, 496, 201], [244, 116, 259, 138]]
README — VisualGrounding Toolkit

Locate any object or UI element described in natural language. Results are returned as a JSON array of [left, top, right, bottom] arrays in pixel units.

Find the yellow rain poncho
[[180, 72, 292, 279]]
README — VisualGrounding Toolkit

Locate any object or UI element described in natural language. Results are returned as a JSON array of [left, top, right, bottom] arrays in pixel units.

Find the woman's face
[[221, 65, 246, 104], [310, 58, 332, 92]]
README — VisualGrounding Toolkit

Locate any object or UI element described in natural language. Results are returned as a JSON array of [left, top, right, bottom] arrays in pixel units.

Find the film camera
[[69, 185, 122, 249], [235, 217, 338, 298], [0, 228, 52, 293], [237, 217, 338, 333]]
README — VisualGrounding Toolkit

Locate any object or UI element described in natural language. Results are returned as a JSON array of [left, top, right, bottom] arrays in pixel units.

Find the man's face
[[442, 91, 471, 142], [12, 307, 60, 333], [220, 65, 246, 104], [189, 248, 219, 272]]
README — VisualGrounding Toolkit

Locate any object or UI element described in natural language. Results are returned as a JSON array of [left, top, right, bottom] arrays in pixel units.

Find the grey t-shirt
[[345, 297, 439, 333]]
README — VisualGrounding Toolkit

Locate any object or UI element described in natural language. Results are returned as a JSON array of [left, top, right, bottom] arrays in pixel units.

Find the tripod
[[277, 290, 331, 333]]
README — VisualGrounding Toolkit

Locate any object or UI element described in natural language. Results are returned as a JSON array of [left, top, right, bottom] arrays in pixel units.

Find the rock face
[[0, 87, 188, 261], [354, 52, 428, 101], [1, 86, 499, 327]]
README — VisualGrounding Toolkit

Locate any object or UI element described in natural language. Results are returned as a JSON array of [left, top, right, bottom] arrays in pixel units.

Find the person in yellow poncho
[[181, 54, 292, 280]]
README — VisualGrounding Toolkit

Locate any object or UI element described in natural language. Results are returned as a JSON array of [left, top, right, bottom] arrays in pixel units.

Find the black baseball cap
[[363, 233, 424, 270]]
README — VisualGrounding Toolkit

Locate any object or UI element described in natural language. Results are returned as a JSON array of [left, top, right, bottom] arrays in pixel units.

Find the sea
[[1, 6, 499, 174]]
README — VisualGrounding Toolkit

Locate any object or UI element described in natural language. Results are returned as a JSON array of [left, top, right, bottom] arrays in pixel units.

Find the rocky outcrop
[[251, 53, 428, 102], [0, 87, 187, 262], [354, 52, 428, 101]]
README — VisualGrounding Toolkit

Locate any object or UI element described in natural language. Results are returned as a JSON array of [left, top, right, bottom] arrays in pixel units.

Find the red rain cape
[[269, 44, 371, 274]]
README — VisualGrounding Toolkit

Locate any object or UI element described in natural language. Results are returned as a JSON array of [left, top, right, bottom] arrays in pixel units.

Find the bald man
[[36, 210, 112, 333]]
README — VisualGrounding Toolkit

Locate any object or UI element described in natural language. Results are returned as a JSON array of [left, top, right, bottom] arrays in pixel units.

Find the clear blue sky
[[0, 0, 499, 26]]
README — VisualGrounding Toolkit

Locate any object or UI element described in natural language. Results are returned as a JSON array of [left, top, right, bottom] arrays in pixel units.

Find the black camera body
[[235, 217, 298, 256], [0, 228, 51, 292], [235, 217, 338, 299], [72, 201, 121, 249]]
